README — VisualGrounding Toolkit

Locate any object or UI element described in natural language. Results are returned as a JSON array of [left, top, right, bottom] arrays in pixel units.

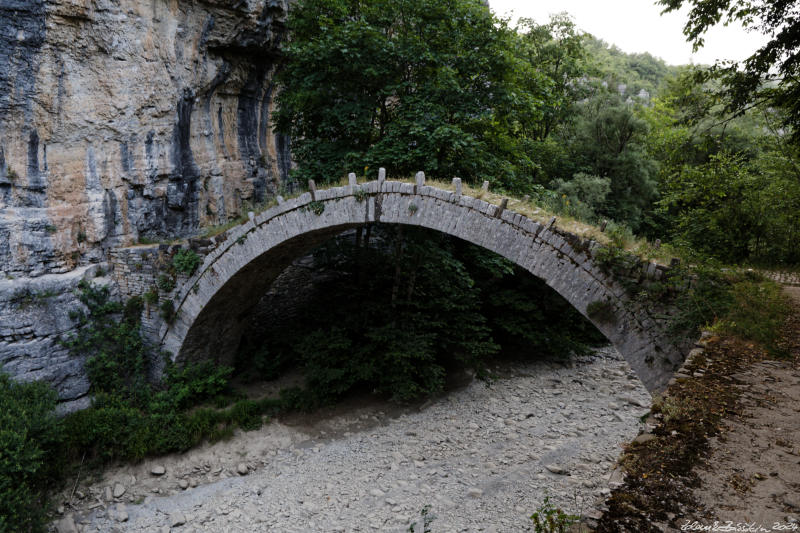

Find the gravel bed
[[64, 346, 650, 533]]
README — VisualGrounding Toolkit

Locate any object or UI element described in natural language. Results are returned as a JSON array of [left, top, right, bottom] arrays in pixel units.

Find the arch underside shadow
[[158, 182, 686, 393]]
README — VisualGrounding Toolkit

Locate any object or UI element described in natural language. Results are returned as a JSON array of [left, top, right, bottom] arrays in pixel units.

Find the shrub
[[0, 374, 62, 533], [229, 399, 263, 431], [160, 299, 175, 323], [712, 280, 790, 356], [160, 360, 233, 411], [144, 288, 159, 306], [530, 495, 580, 533], [172, 249, 202, 276], [60, 388, 275, 464], [63, 281, 150, 405], [551, 172, 611, 221], [157, 274, 176, 292]]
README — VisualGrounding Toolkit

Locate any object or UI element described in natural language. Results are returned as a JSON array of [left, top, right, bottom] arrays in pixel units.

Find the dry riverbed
[[53, 347, 651, 533]]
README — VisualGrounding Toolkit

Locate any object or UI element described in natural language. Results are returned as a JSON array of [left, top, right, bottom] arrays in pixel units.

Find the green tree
[[515, 14, 590, 142], [274, 0, 532, 187], [583, 35, 675, 97], [565, 94, 658, 230], [658, 150, 800, 264], [639, 65, 800, 262], [659, 0, 800, 145]]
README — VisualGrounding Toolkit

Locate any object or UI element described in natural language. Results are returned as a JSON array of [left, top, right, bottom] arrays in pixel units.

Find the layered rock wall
[[0, 0, 292, 278], [0, 263, 110, 411], [0, 0, 291, 406]]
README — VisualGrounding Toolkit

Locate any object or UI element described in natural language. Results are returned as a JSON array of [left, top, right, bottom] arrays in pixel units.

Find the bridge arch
[[156, 178, 684, 393]]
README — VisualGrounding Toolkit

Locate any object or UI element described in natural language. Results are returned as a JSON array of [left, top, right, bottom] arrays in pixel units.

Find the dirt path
[[690, 358, 800, 528], [689, 286, 800, 529], [594, 286, 800, 532]]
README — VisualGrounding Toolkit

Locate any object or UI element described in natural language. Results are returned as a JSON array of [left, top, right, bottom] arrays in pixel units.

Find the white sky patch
[[489, 0, 769, 66]]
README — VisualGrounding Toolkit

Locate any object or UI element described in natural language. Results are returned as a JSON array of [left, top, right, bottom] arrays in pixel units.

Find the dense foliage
[[642, 69, 800, 264], [0, 376, 62, 533], [63, 283, 149, 404], [276, 0, 800, 265], [58, 284, 280, 463], [274, 0, 531, 186]]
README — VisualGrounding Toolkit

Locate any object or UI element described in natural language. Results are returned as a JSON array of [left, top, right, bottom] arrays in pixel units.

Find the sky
[[489, 0, 768, 66]]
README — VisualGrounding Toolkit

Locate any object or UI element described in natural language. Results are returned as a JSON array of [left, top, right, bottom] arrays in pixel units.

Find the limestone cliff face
[[0, 0, 292, 278]]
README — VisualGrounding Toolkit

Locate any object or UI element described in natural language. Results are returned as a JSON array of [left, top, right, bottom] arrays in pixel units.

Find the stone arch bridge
[[111, 173, 687, 393]]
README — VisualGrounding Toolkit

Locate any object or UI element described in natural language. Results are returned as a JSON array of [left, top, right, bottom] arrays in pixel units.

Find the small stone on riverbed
[[545, 464, 569, 475], [170, 512, 186, 527]]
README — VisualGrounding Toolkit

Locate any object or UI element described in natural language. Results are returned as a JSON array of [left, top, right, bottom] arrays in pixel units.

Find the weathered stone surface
[[0, 0, 292, 279], [169, 511, 186, 527], [0, 0, 295, 406], [0, 263, 109, 408]]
